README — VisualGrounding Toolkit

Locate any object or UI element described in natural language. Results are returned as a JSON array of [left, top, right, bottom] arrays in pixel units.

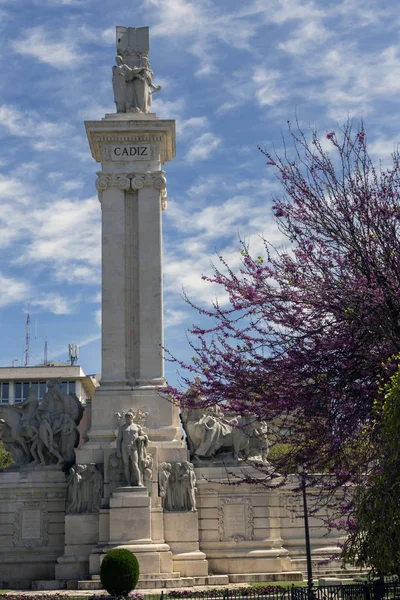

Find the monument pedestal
[[90, 486, 174, 576], [55, 513, 99, 581], [196, 466, 298, 577], [164, 512, 208, 577], [0, 467, 67, 589]]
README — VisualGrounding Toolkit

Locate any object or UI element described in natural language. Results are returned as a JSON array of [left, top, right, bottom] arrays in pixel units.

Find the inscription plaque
[[102, 144, 159, 162], [218, 497, 254, 541], [21, 509, 41, 540], [224, 503, 246, 537], [13, 502, 49, 547]]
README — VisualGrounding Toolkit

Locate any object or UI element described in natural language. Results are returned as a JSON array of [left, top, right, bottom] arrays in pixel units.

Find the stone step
[[72, 576, 196, 591], [228, 572, 304, 584], [91, 572, 182, 581], [32, 580, 65, 591], [195, 576, 229, 586]]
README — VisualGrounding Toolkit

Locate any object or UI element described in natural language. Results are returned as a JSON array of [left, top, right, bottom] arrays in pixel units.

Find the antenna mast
[[69, 344, 79, 366], [24, 313, 30, 367], [44, 337, 48, 364]]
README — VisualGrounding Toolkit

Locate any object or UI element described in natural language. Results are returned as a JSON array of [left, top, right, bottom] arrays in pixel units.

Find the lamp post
[[298, 465, 315, 599]]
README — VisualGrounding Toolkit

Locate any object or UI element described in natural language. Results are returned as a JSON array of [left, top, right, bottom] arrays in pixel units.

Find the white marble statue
[[89, 463, 104, 512], [180, 379, 269, 464], [158, 460, 197, 512], [112, 54, 160, 114], [143, 454, 153, 497], [180, 461, 197, 512], [66, 463, 104, 514], [158, 462, 171, 509], [116, 412, 148, 486], [67, 465, 83, 513]]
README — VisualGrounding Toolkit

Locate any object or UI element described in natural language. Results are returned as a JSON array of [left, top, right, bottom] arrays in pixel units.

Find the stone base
[[55, 513, 99, 581], [164, 511, 208, 576], [71, 573, 230, 590], [196, 466, 293, 576], [0, 467, 67, 588], [32, 580, 65, 591]]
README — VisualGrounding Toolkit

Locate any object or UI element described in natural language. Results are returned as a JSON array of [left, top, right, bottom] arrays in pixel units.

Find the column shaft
[[136, 185, 164, 382], [101, 186, 126, 383]]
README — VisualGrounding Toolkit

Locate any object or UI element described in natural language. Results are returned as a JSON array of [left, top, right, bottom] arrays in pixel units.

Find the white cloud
[[19, 197, 101, 269], [278, 20, 331, 55], [62, 180, 84, 192], [177, 116, 208, 137], [0, 105, 74, 150], [253, 68, 285, 107], [31, 293, 75, 315], [164, 307, 189, 328], [151, 96, 186, 121], [12, 27, 83, 68], [145, 0, 260, 73], [0, 274, 29, 308], [186, 132, 221, 162]]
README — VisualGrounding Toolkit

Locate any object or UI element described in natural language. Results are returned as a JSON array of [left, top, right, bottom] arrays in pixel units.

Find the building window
[[15, 382, 30, 403], [61, 381, 76, 395], [0, 382, 9, 403], [14, 381, 47, 403]]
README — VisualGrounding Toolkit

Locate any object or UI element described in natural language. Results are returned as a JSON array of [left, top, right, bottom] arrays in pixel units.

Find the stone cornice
[[95, 170, 168, 209], [85, 117, 176, 164]]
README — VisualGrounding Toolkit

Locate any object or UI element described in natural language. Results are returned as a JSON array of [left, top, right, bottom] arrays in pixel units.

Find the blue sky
[[0, 0, 399, 385]]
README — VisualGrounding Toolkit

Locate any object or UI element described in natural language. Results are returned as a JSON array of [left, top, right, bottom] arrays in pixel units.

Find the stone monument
[[0, 26, 343, 590]]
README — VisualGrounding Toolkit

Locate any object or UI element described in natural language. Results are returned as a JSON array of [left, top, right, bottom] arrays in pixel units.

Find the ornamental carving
[[115, 408, 149, 428], [13, 502, 49, 548], [95, 170, 167, 208], [218, 496, 254, 542], [283, 493, 300, 523]]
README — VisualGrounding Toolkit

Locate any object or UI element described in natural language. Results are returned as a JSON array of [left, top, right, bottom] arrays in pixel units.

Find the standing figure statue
[[112, 54, 161, 114], [158, 462, 171, 509], [37, 409, 63, 465], [89, 464, 104, 512], [180, 461, 197, 512], [67, 465, 83, 513], [116, 412, 147, 486]]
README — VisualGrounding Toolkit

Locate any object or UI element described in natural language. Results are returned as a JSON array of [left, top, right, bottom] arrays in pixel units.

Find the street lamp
[[298, 464, 315, 600]]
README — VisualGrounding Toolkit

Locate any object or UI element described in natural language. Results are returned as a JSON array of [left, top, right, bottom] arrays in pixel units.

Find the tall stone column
[[82, 114, 182, 459]]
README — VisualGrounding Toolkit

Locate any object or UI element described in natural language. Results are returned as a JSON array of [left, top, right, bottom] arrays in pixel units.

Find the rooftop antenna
[[24, 313, 30, 367], [68, 344, 79, 366], [44, 337, 48, 365]]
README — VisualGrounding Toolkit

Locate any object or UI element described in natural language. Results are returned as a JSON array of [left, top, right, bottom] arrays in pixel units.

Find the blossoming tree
[[166, 123, 400, 570]]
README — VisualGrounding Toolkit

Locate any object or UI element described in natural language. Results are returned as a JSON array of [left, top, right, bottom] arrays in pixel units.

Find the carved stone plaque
[[22, 509, 41, 540], [102, 144, 159, 161], [13, 502, 49, 547], [218, 497, 254, 542]]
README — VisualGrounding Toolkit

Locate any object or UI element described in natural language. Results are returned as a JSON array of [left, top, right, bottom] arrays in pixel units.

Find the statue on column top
[[112, 26, 161, 114]]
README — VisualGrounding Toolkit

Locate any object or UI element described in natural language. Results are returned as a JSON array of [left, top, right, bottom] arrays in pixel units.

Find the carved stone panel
[[13, 502, 49, 547], [283, 493, 300, 523], [102, 144, 159, 162], [218, 496, 254, 542]]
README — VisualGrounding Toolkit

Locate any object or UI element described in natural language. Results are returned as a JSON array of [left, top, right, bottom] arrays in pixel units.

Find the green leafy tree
[[341, 365, 400, 574]]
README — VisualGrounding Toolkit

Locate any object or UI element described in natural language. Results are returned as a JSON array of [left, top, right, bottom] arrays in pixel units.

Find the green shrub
[[100, 548, 139, 596], [0, 443, 13, 469]]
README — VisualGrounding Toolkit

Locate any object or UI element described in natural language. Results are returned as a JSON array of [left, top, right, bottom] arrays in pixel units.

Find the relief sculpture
[[0, 378, 84, 468]]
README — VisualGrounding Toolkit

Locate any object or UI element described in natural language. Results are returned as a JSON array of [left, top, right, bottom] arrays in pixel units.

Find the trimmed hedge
[[100, 548, 139, 596]]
